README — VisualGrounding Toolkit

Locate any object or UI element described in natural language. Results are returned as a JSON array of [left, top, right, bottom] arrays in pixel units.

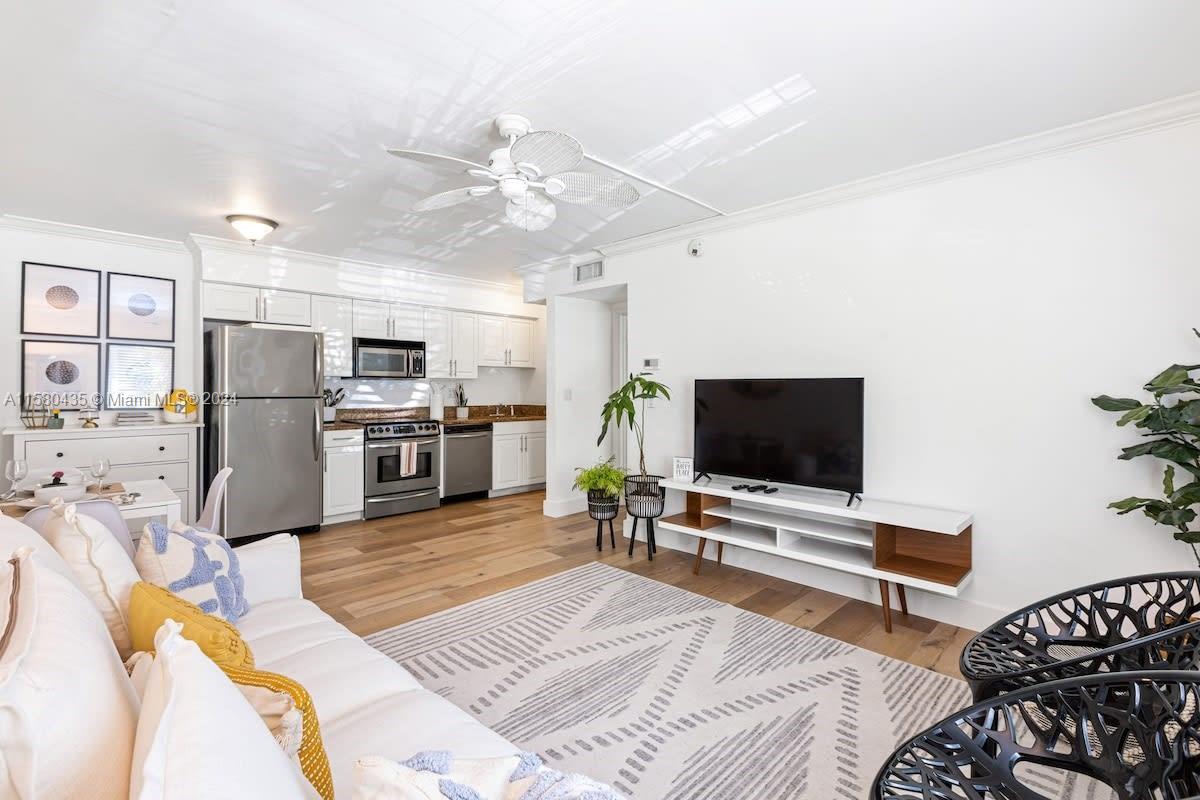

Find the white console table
[[656, 477, 973, 633]]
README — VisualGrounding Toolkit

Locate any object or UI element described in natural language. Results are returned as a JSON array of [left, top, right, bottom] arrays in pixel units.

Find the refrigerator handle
[[313, 334, 323, 389], [313, 402, 321, 463]]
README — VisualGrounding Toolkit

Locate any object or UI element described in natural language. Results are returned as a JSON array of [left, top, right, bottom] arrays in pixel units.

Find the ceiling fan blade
[[509, 131, 583, 176], [411, 186, 492, 212], [387, 148, 492, 173], [546, 171, 640, 208]]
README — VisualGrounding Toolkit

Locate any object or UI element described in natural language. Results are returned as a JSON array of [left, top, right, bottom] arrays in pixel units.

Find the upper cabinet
[[425, 309, 477, 379], [311, 295, 354, 378], [353, 300, 423, 341], [477, 315, 535, 368], [202, 284, 311, 325]]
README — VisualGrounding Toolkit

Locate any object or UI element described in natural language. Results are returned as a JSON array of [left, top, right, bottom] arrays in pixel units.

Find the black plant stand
[[624, 475, 665, 561], [587, 489, 618, 551]]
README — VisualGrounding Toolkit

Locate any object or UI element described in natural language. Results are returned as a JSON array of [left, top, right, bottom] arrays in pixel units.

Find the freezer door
[[216, 397, 322, 538], [212, 325, 322, 397]]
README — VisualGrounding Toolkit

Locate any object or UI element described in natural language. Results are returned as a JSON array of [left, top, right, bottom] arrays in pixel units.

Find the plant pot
[[624, 475, 665, 519], [455, 406, 469, 419], [587, 489, 619, 521]]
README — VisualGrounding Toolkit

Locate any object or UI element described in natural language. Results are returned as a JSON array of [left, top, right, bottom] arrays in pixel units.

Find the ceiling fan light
[[505, 194, 556, 231], [225, 214, 278, 243]]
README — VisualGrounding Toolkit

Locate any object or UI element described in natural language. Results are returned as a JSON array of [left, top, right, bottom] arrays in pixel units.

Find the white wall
[[543, 118, 1200, 629], [544, 295, 617, 516], [0, 222, 196, 429]]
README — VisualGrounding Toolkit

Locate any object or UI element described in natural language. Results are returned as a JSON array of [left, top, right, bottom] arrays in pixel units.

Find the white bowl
[[17, 468, 85, 492], [34, 484, 87, 503]]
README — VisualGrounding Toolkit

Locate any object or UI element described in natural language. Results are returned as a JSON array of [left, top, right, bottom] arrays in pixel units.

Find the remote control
[[747, 484, 768, 492], [731, 484, 749, 490], [762, 487, 779, 494]]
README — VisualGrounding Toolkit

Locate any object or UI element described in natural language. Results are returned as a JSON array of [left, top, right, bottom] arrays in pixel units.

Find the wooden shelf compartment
[[873, 523, 972, 587], [707, 504, 873, 548]]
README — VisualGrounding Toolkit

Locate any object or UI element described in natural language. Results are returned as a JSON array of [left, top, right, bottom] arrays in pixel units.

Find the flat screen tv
[[694, 378, 864, 496]]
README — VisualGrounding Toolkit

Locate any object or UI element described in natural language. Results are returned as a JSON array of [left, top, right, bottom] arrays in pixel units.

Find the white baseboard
[[488, 483, 545, 500], [620, 518, 1005, 631], [321, 511, 363, 526], [543, 495, 587, 518]]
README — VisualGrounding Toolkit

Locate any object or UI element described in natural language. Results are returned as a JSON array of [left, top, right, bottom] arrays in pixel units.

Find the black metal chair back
[[874, 670, 1200, 799]]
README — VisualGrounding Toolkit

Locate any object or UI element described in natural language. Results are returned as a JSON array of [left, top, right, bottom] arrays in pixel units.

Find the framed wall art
[[107, 272, 176, 342], [104, 343, 174, 409], [21, 262, 101, 338], [21, 340, 101, 410]]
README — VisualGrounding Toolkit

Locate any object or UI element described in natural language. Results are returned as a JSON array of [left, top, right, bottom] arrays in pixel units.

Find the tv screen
[[694, 378, 864, 494]]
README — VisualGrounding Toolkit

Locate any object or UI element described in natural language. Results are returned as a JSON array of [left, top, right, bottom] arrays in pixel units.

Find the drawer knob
[[158, 446, 166, 451], [56, 452, 63, 458], [158, 475, 165, 480]]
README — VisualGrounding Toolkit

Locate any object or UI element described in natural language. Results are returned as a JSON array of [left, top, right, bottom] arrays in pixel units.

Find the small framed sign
[[673, 457, 694, 481]]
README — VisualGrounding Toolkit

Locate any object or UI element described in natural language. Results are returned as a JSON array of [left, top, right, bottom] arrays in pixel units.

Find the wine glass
[[4, 459, 28, 501], [90, 457, 111, 492]]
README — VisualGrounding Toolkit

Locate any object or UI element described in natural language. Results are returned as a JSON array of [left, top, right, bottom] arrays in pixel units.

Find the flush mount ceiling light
[[225, 214, 278, 244]]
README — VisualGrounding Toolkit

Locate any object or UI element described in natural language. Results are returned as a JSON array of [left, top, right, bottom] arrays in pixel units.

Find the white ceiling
[[3, 1, 1200, 283]]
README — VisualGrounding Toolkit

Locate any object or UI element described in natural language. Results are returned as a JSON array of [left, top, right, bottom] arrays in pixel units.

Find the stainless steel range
[[363, 420, 441, 519]]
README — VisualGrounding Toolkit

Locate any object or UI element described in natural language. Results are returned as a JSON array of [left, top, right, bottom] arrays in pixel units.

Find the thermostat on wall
[[641, 358, 660, 373]]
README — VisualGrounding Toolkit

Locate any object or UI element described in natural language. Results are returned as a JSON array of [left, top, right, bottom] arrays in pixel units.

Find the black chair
[[873, 670, 1200, 799], [960, 572, 1200, 702]]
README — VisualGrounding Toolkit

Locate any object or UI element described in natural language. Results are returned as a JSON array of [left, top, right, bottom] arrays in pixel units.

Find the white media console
[[655, 476, 973, 633]]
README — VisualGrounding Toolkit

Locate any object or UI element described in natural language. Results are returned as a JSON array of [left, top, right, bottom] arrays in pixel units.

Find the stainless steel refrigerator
[[203, 325, 323, 539]]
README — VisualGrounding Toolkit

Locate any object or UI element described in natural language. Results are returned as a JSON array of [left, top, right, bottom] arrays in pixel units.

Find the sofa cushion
[[40, 498, 140, 659], [0, 545, 138, 800], [135, 520, 249, 621], [130, 620, 310, 800], [238, 597, 516, 798], [130, 581, 255, 669]]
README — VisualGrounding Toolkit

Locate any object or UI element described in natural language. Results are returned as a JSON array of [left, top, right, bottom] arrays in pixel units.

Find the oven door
[[356, 344, 410, 378], [365, 436, 440, 495]]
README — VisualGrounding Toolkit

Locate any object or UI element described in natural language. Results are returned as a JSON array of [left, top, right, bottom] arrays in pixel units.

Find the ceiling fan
[[387, 113, 641, 232]]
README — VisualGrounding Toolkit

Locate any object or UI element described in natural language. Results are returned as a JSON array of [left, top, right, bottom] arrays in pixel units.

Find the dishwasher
[[442, 423, 493, 498]]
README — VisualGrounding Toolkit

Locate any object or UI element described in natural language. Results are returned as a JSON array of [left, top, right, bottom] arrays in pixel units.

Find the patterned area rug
[[366, 562, 1104, 799]]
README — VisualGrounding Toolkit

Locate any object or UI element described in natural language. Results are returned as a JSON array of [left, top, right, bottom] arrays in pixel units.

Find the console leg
[[628, 518, 638, 557], [608, 519, 616, 550], [693, 538, 707, 574], [717, 541, 724, 567], [879, 579, 893, 634], [896, 584, 908, 616], [595, 520, 603, 552]]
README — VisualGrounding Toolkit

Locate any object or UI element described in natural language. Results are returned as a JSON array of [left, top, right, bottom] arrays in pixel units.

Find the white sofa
[[0, 515, 519, 798]]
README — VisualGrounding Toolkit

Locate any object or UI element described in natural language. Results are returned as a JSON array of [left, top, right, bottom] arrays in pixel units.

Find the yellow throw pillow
[[221, 664, 334, 800], [128, 582, 254, 669]]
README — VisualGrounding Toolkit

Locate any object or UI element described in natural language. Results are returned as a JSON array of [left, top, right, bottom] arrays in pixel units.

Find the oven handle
[[366, 489, 439, 503], [366, 437, 440, 449]]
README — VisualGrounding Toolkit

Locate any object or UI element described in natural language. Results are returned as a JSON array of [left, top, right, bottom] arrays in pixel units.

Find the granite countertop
[[322, 421, 364, 432], [442, 414, 546, 426]]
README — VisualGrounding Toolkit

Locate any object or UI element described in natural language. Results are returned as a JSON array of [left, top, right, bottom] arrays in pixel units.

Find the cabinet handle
[[158, 475, 165, 480], [56, 452, 63, 458], [158, 446, 165, 451], [255, 295, 262, 320]]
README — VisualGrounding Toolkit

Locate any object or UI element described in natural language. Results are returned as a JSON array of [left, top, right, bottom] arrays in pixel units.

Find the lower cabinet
[[323, 442, 364, 520], [491, 422, 546, 492]]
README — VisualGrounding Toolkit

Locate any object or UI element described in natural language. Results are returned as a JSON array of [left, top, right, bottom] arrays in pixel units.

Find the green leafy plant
[[572, 458, 627, 498], [1092, 329, 1200, 565], [597, 373, 671, 476]]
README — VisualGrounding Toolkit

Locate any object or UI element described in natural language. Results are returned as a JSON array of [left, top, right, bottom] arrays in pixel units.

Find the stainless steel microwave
[[354, 338, 426, 378]]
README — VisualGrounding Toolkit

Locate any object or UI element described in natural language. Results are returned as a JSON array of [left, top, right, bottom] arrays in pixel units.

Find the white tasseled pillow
[[40, 498, 140, 658]]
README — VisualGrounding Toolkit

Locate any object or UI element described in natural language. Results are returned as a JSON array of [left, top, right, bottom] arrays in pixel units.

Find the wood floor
[[299, 490, 976, 680]]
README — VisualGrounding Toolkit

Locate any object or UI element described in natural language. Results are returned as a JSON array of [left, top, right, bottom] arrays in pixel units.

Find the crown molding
[[0, 214, 190, 254], [591, 90, 1200, 259], [186, 233, 524, 292]]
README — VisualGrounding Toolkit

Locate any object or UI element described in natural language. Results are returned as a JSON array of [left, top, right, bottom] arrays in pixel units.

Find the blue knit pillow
[[134, 521, 249, 621]]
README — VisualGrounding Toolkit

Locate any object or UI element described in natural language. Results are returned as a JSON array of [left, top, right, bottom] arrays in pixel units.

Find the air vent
[[574, 260, 604, 283]]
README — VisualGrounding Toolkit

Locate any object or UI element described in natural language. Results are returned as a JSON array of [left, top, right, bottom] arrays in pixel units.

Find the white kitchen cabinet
[[202, 283, 260, 322], [311, 295, 354, 377], [491, 421, 546, 492], [476, 315, 535, 367], [323, 443, 364, 520], [424, 308, 452, 378], [476, 315, 508, 366], [261, 289, 312, 326], [354, 300, 425, 341], [451, 312, 478, 379]]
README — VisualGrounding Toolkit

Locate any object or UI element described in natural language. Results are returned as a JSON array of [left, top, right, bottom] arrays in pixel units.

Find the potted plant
[[1092, 328, 1200, 566], [574, 459, 626, 550], [598, 373, 671, 519], [452, 382, 469, 420]]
